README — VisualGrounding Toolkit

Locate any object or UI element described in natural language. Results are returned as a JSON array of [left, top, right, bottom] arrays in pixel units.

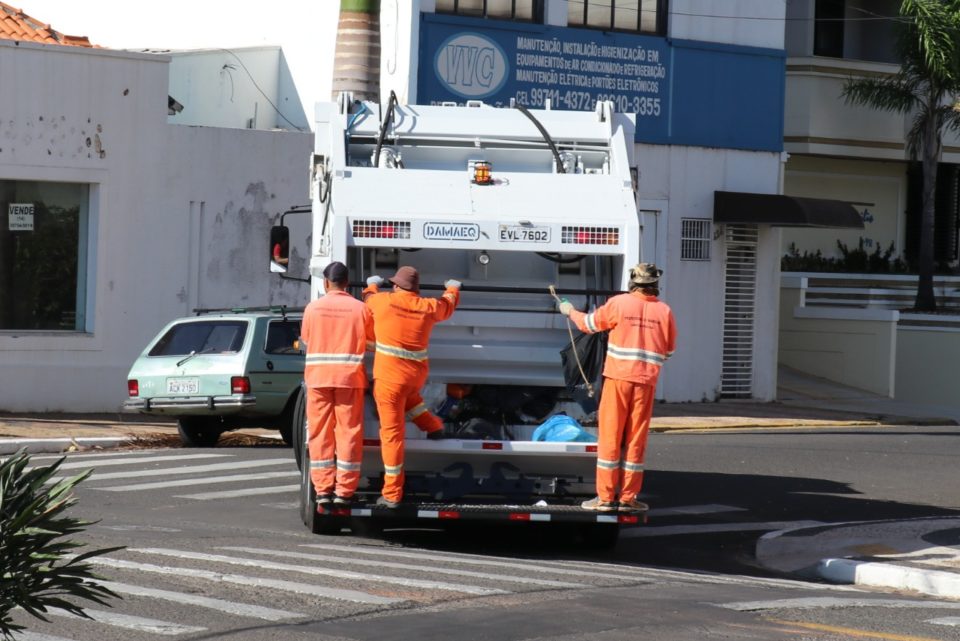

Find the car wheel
[[278, 393, 297, 446], [177, 418, 222, 447], [290, 387, 306, 470]]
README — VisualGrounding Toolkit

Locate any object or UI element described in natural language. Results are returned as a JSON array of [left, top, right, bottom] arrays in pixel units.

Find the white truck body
[[291, 96, 644, 535]]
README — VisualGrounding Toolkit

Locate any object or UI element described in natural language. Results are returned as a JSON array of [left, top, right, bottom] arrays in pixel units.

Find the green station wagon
[[124, 308, 304, 447]]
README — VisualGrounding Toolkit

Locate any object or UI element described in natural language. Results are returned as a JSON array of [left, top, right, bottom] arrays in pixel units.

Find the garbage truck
[[273, 93, 645, 546]]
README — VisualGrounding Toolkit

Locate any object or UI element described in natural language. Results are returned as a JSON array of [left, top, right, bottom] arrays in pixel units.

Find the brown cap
[[389, 266, 420, 292], [629, 262, 663, 285]]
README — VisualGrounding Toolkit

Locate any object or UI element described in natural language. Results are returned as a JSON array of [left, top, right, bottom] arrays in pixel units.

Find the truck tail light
[[231, 376, 251, 394], [127, 380, 139, 397], [352, 220, 411, 240], [562, 226, 620, 245]]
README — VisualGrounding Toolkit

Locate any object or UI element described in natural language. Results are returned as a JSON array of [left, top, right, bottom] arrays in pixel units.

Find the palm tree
[[331, 0, 381, 101], [843, 0, 960, 311]]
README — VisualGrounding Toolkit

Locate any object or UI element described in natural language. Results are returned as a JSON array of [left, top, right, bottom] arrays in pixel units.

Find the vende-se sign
[[8, 203, 34, 231]]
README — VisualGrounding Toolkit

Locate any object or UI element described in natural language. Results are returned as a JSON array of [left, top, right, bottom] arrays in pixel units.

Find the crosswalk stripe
[[47, 607, 205, 635], [929, 618, 960, 626], [301, 543, 623, 581], [88, 556, 403, 605], [15, 633, 77, 641], [57, 458, 292, 482], [101, 580, 302, 621], [220, 546, 587, 588], [130, 548, 508, 596], [54, 453, 230, 471], [176, 485, 299, 500], [94, 470, 298, 492]]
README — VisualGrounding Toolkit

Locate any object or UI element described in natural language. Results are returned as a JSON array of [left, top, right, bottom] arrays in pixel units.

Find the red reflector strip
[[331, 508, 351, 517], [618, 514, 640, 524], [481, 442, 503, 450], [363, 439, 381, 446], [509, 513, 530, 521], [586, 445, 598, 452], [439, 511, 460, 520]]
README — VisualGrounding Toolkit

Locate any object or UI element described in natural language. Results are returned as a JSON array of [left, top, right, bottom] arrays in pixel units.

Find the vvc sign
[[434, 32, 509, 99]]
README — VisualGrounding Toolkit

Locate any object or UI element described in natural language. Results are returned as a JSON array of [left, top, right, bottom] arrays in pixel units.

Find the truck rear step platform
[[317, 501, 646, 525]]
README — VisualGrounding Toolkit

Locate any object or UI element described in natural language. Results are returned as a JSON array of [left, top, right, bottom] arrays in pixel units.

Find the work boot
[[316, 493, 333, 507], [618, 498, 648, 513], [580, 496, 617, 512], [333, 495, 353, 506], [376, 496, 401, 509], [426, 429, 447, 440]]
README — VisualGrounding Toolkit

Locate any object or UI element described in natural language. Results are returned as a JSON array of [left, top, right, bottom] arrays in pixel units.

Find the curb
[[818, 558, 960, 600], [0, 437, 128, 455]]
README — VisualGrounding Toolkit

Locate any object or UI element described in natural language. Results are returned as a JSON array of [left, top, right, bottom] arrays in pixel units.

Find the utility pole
[[331, 0, 381, 101]]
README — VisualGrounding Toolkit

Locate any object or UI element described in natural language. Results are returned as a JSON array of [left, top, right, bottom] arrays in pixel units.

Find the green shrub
[[0, 449, 121, 639]]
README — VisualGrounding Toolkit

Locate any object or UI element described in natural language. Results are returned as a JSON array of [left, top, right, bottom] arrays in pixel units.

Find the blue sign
[[418, 14, 786, 152], [420, 15, 671, 140]]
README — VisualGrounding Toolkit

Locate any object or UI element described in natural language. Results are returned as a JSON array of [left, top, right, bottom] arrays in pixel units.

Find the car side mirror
[[270, 226, 289, 273]]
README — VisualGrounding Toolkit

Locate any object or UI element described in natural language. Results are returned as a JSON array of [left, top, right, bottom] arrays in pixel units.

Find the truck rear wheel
[[177, 418, 221, 447], [298, 424, 322, 534], [290, 387, 306, 470]]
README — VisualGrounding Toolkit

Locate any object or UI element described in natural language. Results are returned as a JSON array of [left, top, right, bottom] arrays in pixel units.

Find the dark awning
[[713, 191, 864, 228]]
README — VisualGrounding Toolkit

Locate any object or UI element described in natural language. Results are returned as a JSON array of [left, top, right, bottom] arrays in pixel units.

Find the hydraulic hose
[[373, 90, 398, 169], [515, 103, 566, 174]]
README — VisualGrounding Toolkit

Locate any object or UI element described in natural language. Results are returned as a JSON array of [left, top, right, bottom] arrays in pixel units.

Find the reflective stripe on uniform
[[375, 342, 428, 362], [305, 353, 363, 365], [406, 403, 428, 420], [622, 460, 644, 472], [596, 457, 620, 470], [336, 460, 362, 472], [310, 458, 335, 469], [607, 341, 667, 366], [584, 313, 598, 333], [384, 463, 404, 476]]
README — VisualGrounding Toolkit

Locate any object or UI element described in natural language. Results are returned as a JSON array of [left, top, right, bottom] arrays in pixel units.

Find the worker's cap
[[630, 262, 663, 285], [389, 266, 420, 292], [322, 261, 349, 285]]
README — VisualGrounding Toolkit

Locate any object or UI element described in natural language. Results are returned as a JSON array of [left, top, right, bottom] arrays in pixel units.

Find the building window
[[681, 218, 711, 261], [436, 0, 543, 22], [813, 0, 845, 58], [0, 180, 90, 331], [568, 0, 666, 35]]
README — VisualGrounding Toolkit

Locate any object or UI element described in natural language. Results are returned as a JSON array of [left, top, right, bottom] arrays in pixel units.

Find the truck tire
[[298, 425, 342, 535], [290, 387, 306, 470], [177, 418, 221, 447]]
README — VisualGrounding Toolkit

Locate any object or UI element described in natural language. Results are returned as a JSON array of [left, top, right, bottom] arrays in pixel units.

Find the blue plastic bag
[[532, 415, 596, 443]]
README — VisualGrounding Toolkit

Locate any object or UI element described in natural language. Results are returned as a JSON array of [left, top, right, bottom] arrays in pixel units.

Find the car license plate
[[498, 225, 551, 243], [166, 377, 199, 394]]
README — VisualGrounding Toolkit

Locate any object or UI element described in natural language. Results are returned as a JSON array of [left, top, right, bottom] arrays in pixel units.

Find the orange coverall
[[363, 283, 460, 502], [300, 290, 374, 499], [569, 291, 676, 504]]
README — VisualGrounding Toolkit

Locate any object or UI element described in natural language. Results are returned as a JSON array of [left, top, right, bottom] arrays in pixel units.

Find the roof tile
[[0, 2, 95, 47]]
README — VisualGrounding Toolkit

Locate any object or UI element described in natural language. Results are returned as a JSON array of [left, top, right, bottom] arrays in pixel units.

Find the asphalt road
[[9, 425, 960, 641]]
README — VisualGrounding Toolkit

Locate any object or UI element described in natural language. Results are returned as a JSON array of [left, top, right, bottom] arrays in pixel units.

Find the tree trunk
[[915, 110, 940, 311], [331, 0, 381, 102]]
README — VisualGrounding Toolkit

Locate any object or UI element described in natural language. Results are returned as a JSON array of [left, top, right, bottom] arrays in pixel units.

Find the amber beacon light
[[472, 160, 493, 185]]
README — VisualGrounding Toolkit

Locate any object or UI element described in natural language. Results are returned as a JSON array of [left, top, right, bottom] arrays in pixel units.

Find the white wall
[[167, 47, 309, 131], [0, 41, 312, 412], [638, 143, 783, 402], [669, 0, 785, 49]]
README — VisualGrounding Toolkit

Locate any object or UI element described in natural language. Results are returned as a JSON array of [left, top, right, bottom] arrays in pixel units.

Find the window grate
[[681, 219, 711, 261], [436, 0, 542, 22], [720, 225, 758, 399], [351, 220, 411, 240]]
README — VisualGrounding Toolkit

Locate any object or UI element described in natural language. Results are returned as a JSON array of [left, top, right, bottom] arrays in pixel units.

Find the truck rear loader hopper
[[282, 96, 649, 547]]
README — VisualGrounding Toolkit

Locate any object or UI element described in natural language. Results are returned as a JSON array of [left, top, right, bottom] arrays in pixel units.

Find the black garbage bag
[[560, 331, 607, 413]]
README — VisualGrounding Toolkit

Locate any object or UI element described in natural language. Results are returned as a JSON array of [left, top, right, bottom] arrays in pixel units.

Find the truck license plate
[[499, 225, 551, 243], [166, 377, 199, 394]]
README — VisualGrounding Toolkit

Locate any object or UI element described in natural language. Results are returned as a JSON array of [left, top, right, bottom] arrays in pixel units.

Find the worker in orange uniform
[[363, 266, 461, 508], [300, 261, 374, 508], [558, 263, 676, 513]]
